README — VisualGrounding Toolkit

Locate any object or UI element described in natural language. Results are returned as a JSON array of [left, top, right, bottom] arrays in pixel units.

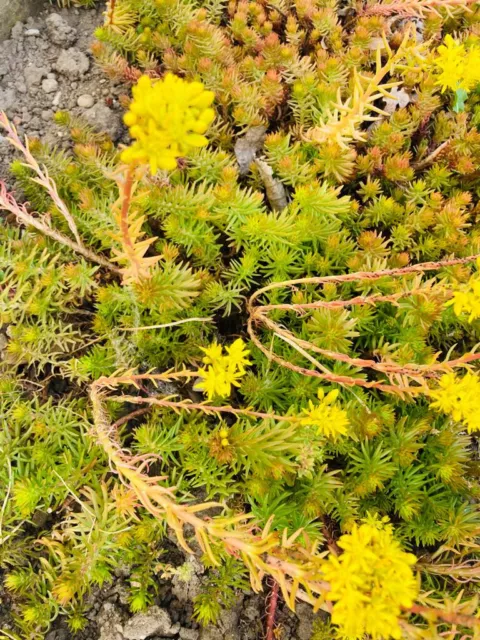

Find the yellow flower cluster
[[429, 371, 480, 433], [300, 388, 349, 440], [434, 35, 480, 93], [322, 520, 418, 640], [196, 339, 251, 400], [447, 259, 480, 322], [121, 73, 215, 174]]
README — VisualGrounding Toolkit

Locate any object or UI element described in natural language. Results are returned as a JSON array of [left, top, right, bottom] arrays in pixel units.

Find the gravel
[[0, 3, 125, 184]]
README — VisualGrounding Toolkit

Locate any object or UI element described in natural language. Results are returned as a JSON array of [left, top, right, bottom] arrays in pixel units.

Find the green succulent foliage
[[2, 0, 480, 637]]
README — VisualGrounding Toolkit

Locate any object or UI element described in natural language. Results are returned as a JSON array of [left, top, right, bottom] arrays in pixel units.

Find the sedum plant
[[1, 0, 480, 638]]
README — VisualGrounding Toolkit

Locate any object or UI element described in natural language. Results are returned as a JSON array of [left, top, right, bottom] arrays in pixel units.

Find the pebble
[[84, 102, 123, 140], [55, 48, 90, 78], [46, 13, 78, 47], [42, 78, 59, 94], [52, 91, 62, 107], [41, 110, 53, 122], [24, 65, 49, 87], [25, 29, 40, 37], [77, 93, 94, 108]]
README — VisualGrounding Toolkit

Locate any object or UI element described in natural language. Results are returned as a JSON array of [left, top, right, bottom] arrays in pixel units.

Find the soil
[[0, 1, 125, 186], [0, 3, 322, 640]]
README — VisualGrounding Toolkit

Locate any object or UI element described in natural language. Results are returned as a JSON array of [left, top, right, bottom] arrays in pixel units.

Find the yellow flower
[[121, 73, 215, 174], [322, 520, 418, 640], [300, 388, 349, 440], [429, 371, 480, 433], [434, 34, 480, 93], [196, 339, 251, 401], [225, 338, 251, 373], [447, 260, 480, 322]]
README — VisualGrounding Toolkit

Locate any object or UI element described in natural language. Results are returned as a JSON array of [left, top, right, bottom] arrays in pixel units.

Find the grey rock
[[199, 629, 220, 640], [52, 91, 62, 106], [15, 81, 27, 94], [42, 78, 59, 94], [296, 602, 315, 640], [83, 102, 122, 140], [46, 13, 77, 47], [41, 109, 53, 122], [179, 629, 200, 640], [10, 21, 24, 40], [25, 28, 40, 36], [234, 125, 267, 175], [77, 93, 95, 108], [123, 607, 180, 640], [98, 602, 125, 640], [0, 0, 41, 41], [29, 116, 41, 129], [24, 64, 48, 87], [55, 48, 90, 78], [172, 556, 204, 604], [0, 88, 16, 112]]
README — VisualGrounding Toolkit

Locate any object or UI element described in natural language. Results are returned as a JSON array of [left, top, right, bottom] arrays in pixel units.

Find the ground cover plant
[[1, 0, 480, 638]]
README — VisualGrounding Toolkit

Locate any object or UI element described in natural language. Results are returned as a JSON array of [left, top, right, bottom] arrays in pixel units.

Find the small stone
[[123, 607, 180, 640], [46, 13, 78, 47], [179, 629, 200, 640], [25, 28, 40, 37], [29, 116, 41, 130], [47, 72, 56, 79], [296, 602, 316, 640], [83, 103, 123, 140], [24, 65, 48, 87], [13, 116, 22, 126], [77, 94, 94, 109], [0, 88, 16, 112], [42, 78, 59, 94], [52, 91, 62, 106], [15, 81, 27, 94], [41, 110, 53, 122], [55, 48, 90, 78], [11, 22, 24, 40], [98, 603, 125, 640]]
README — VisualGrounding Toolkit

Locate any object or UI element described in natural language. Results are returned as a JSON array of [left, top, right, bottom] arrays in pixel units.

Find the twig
[[112, 407, 152, 429], [407, 604, 480, 628], [247, 252, 480, 395], [107, 393, 296, 424], [0, 183, 120, 273], [413, 140, 451, 170], [120, 317, 213, 331], [0, 459, 13, 543], [248, 253, 480, 305], [362, 0, 476, 18], [0, 112, 83, 246]]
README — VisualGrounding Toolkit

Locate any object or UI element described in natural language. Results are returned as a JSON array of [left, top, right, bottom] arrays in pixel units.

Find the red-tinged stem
[[108, 0, 116, 25], [112, 407, 152, 430], [265, 580, 280, 640], [407, 604, 480, 627], [119, 167, 135, 255]]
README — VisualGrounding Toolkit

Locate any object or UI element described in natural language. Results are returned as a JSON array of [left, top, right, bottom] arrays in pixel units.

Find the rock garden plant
[[1, 0, 480, 638]]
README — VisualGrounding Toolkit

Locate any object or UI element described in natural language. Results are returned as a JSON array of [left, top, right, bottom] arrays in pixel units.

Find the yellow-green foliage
[[1, 0, 480, 638]]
